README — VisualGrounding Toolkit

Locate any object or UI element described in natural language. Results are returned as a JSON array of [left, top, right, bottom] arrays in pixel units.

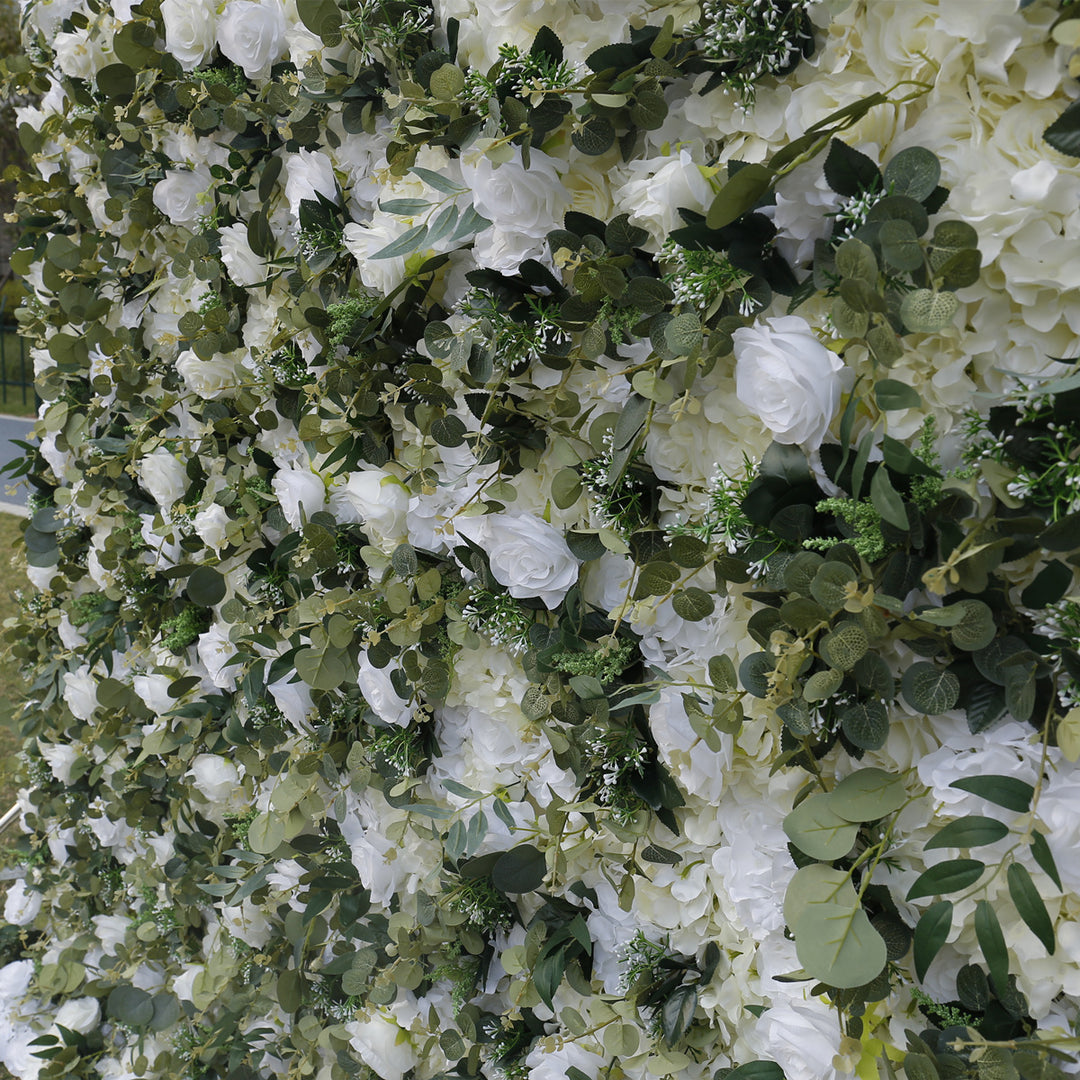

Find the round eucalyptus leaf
[[901, 662, 960, 714], [819, 622, 869, 672], [739, 652, 775, 699], [783, 793, 859, 861], [830, 768, 907, 822], [839, 700, 889, 750], [883, 146, 941, 202]]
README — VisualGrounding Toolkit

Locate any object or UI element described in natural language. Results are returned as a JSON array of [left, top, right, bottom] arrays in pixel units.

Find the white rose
[[63, 666, 98, 721], [463, 147, 570, 274], [3, 881, 41, 927], [197, 623, 239, 690], [37, 739, 78, 783], [347, 1011, 419, 1080], [139, 447, 188, 508], [743, 1001, 845, 1080], [457, 512, 579, 609], [357, 650, 416, 728], [217, 0, 287, 80], [53, 28, 110, 80], [176, 350, 242, 400], [272, 463, 327, 529], [219, 222, 268, 286], [162, 0, 218, 68], [343, 215, 410, 296], [152, 166, 211, 228], [733, 315, 846, 448], [284, 148, 338, 221], [92, 914, 130, 954], [194, 504, 230, 552], [189, 754, 240, 803], [330, 468, 409, 549], [53, 997, 100, 1035], [612, 149, 713, 250]]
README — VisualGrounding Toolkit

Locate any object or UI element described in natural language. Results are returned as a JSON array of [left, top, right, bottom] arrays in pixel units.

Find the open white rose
[[330, 468, 409, 550], [456, 512, 579, 609], [347, 1011, 419, 1080], [153, 166, 211, 228], [733, 315, 846, 448], [176, 350, 243, 400], [463, 147, 570, 274], [161, 0, 218, 69], [217, 0, 287, 80], [52, 997, 100, 1036]]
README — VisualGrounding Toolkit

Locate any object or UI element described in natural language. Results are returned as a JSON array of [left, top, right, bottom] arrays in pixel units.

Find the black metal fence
[[0, 295, 35, 414]]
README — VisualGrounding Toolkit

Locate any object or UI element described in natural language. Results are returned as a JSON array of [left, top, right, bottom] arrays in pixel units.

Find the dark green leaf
[[906, 859, 985, 901], [1031, 832, 1062, 891], [975, 899, 1009, 994], [739, 652, 774, 698], [660, 984, 697, 1047], [870, 466, 908, 529], [956, 964, 989, 1012], [1020, 560, 1072, 608], [107, 985, 154, 1027], [1006, 863, 1054, 954], [726, 1063, 785, 1080], [823, 139, 882, 197], [874, 379, 921, 411], [925, 816, 1009, 851], [839, 700, 889, 750], [641, 844, 683, 865], [883, 146, 941, 202], [706, 163, 775, 230], [949, 775, 1034, 813], [913, 900, 952, 981], [1044, 98, 1080, 157], [187, 565, 226, 606], [901, 662, 959, 714], [672, 588, 714, 621], [491, 845, 546, 893]]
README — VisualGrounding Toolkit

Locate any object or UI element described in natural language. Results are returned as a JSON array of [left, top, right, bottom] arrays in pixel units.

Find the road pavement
[[0, 414, 35, 516]]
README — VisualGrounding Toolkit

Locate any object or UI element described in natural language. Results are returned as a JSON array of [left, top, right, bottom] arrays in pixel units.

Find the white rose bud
[[161, 0, 218, 70], [138, 446, 188, 509], [193, 504, 230, 552], [272, 464, 327, 529], [284, 148, 338, 221], [219, 221, 268, 287], [217, 0, 287, 81], [62, 665, 98, 721], [457, 512, 579, 610], [3, 881, 42, 927], [733, 315, 846, 449], [357, 650, 416, 728], [330, 469, 409, 550]]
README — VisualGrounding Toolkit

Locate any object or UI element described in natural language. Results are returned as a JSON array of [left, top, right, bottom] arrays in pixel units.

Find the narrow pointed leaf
[[1006, 863, 1055, 954]]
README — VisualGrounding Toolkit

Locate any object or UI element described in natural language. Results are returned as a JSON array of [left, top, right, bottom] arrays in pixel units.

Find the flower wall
[[2, 1, 1080, 1079]]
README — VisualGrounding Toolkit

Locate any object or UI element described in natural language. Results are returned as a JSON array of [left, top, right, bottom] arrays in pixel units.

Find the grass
[[0, 327, 36, 417]]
